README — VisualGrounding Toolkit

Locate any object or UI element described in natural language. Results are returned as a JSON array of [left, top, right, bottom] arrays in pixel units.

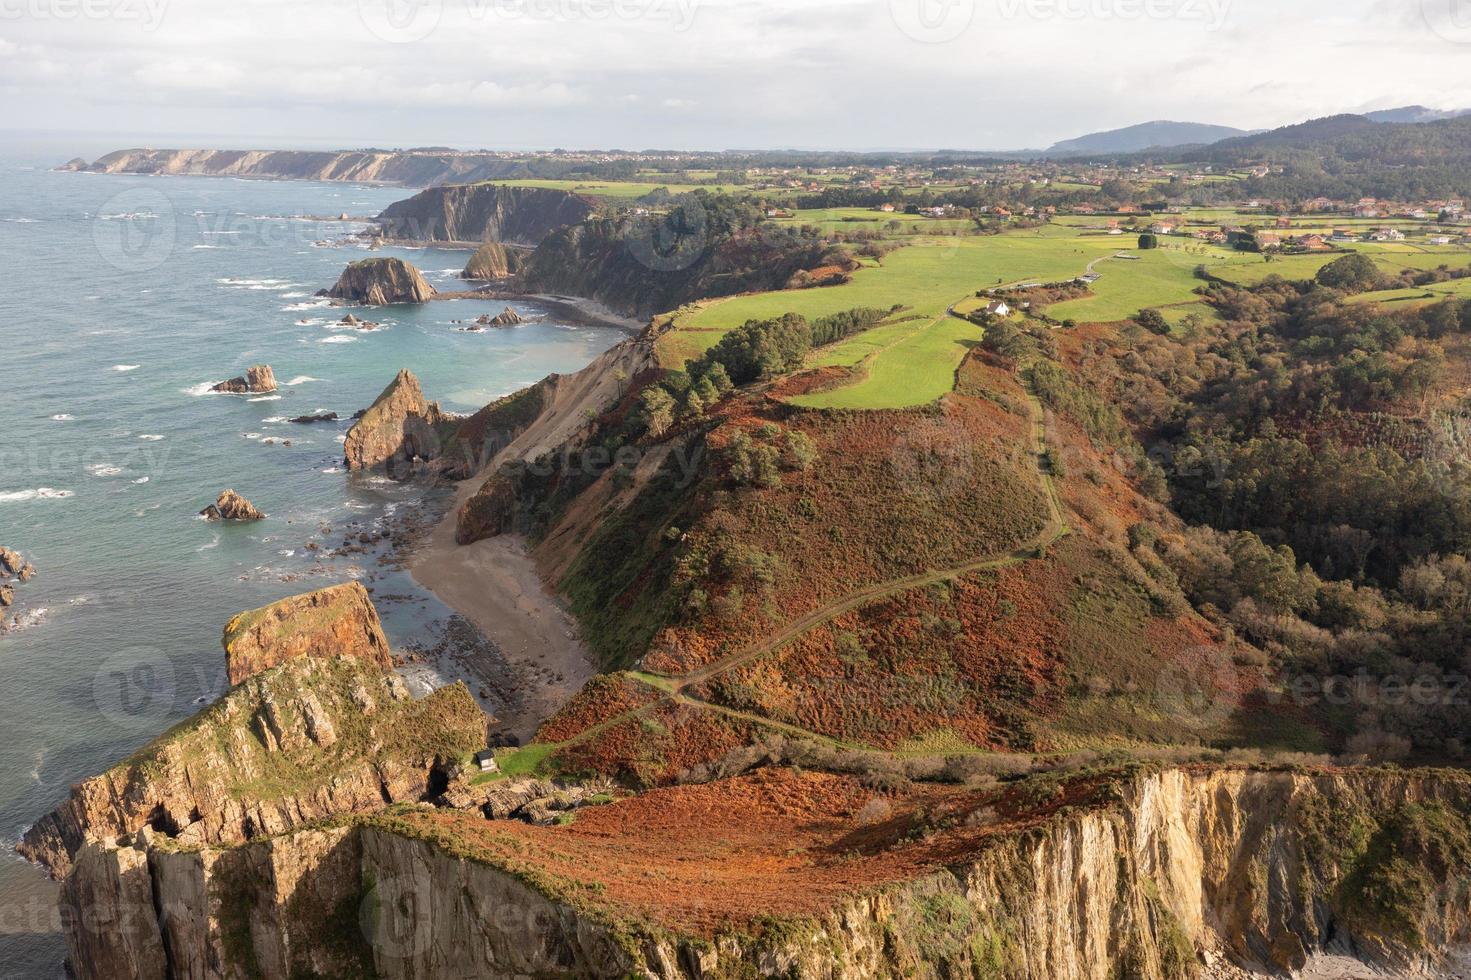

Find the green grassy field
[[1044, 246, 1241, 323], [1213, 245, 1471, 286], [761, 207, 977, 236], [1346, 276, 1471, 308], [486, 178, 739, 199], [649, 205, 1471, 412], [678, 234, 1118, 330], [788, 314, 982, 410]]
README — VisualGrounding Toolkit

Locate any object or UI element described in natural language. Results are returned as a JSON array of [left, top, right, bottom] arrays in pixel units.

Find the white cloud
[[4, 0, 1471, 149]]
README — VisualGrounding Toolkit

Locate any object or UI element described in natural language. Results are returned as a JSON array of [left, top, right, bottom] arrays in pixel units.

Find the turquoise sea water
[[0, 151, 624, 976]]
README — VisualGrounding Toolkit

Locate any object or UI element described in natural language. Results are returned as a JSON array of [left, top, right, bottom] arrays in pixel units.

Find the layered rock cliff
[[461, 241, 526, 279], [322, 257, 435, 305], [343, 369, 457, 476], [221, 582, 391, 685], [376, 183, 595, 246], [454, 336, 658, 541], [69, 148, 543, 187], [50, 766, 1471, 979], [20, 655, 483, 879], [518, 212, 841, 318]]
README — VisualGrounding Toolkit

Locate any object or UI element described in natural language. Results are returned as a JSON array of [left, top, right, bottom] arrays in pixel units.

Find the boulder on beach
[[212, 365, 277, 394], [221, 581, 391, 685], [319, 257, 435, 306], [201, 489, 265, 522], [343, 369, 453, 477], [460, 242, 523, 280]]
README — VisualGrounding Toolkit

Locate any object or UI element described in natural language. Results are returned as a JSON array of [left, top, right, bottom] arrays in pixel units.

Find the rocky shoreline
[[0, 546, 37, 631]]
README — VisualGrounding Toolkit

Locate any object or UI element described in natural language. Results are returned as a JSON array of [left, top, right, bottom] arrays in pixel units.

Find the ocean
[[0, 149, 625, 976]]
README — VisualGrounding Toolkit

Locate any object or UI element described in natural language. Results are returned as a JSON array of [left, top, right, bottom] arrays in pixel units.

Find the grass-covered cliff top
[[118, 655, 483, 801]]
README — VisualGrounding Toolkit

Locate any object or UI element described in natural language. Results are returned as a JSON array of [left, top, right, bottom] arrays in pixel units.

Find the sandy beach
[[408, 482, 596, 742]]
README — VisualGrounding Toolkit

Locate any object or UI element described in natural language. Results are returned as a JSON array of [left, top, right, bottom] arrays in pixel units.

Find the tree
[[696, 313, 812, 385], [1316, 252, 1381, 293], [1135, 308, 1170, 335], [639, 387, 675, 438], [980, 317, 1031, 360], [782, 431, 818, 471], [1138, 232, 1159, 250]]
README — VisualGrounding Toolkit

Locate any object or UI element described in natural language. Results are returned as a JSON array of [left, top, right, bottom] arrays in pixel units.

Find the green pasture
[[787, 314, 982, 410]]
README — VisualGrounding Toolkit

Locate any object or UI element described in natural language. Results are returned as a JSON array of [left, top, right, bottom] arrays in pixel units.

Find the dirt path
[[553, 358, 1072, 754], [668, 366, 1066, 694]]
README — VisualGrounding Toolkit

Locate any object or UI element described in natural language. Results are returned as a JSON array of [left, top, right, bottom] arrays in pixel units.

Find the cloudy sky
[[4, 0, 1471, 151]]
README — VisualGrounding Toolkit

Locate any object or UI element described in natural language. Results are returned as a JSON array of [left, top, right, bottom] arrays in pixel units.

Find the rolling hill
[[1046, 119, 1250, 156]]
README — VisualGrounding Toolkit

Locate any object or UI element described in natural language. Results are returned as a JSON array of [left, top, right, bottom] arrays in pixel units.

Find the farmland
[[645, 195, 1471, 412]]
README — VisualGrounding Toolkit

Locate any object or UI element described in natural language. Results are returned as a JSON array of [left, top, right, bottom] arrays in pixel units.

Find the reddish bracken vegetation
[[548, 697, 755, 786], [698, 563, 1067, 751], [536, 674, 663, 744], [383, 767, 1119, 938], [643, 393, 1049, 674]]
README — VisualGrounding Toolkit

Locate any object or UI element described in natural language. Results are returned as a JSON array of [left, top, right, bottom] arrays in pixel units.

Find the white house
[[985, 300, 1011, 317]]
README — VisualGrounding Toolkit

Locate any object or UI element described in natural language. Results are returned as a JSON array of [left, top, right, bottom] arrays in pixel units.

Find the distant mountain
[[1046, 120, 1251, 156], [1172, 114, 1471, 200], [1364, 105, 1471, 124], [1198, 114, 1381, 155]]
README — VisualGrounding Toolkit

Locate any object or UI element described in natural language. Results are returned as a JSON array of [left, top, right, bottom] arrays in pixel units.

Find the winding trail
[[535, 348, 1073, 758]]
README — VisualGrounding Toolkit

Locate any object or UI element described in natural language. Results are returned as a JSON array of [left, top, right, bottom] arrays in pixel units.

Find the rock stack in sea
[[343, 369, 454, 478], [319, 257, 435, 305], [211, 364, 277, 394], [336, 313, 380, 330], [0, 547, 36, 629], [200, 490, 265, 521]]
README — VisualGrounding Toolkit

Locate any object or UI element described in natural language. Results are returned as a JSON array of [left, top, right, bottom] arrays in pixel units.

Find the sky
[[4, 0, 1471, 152]]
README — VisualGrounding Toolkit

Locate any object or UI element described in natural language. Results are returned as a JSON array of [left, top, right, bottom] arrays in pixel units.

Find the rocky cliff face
[[50, 767, 1471, 980], [454, 337, 657, 541], [20, 655, 483, 879], [376, 183, 595, 246], [343, 369, 457, 477], [70, 148, 542, 187], [461, 242, 526, 279], [221, 582, 391, 685], [323, 257, 435, 305], [518, 215, 837, 319]]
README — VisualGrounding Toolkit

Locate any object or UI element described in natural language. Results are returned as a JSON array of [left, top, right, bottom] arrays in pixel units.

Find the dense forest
[[1047, 272, 1471, 757], [1169, 114, 1471, 200]]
